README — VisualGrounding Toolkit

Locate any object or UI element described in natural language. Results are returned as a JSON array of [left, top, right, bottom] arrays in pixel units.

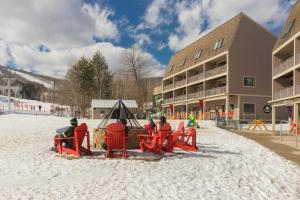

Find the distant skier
[[38, 105, 42, 112]]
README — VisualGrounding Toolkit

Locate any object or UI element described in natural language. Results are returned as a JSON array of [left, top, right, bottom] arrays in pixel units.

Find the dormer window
[[194, 49, 202, 60], [168, 64, 174, 72], [283, 19, 295, 36], [214, 38, 224, 50], [179, 58, 186, 67]]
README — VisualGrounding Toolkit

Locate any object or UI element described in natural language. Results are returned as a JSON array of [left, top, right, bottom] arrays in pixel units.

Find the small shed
[[91, 99, 138, 119]]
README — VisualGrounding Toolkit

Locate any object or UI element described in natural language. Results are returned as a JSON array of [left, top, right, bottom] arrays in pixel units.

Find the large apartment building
[[162, 13, 276, 120], [271, 0, 300, 129]]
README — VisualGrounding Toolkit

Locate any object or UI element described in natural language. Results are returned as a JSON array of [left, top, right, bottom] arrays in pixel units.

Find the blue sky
[[0, 0, 295, 77]]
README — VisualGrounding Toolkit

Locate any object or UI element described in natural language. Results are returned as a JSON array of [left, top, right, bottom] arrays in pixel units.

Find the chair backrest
[[74, 123, 88, 148], [158, 123, 172, 145], [175, 121, 184, 134], [106, 123, 125, 149], [187, 127, 196, 135]]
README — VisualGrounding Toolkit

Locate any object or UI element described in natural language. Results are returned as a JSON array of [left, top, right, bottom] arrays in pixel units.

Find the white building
[[91, 99, 138, 119]]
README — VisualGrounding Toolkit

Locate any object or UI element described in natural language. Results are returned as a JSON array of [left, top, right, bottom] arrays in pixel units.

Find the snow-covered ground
[[0, 114, 300, 200]]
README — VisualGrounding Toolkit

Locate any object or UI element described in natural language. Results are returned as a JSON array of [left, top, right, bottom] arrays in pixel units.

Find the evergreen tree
[[64, 51, 113, 116], [90, 51, 112, 99]]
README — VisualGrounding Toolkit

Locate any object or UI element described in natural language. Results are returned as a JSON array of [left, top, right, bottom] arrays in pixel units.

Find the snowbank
[[0, 114, 299, 199]]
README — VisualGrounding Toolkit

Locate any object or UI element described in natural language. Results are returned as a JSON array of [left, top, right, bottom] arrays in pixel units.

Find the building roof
[[274, 0, 300, 50], [164, 13, 274, 78], [91, 99, 138, 108], [164, 13, 244, 78]]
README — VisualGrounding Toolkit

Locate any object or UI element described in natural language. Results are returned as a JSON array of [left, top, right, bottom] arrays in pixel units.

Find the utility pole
[[52, 80, 55, 105], [3, 78, 16, 111]]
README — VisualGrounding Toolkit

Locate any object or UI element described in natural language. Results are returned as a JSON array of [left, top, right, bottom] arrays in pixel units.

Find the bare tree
[[120, 47, 149, 111], [120, 46, 146, 82]]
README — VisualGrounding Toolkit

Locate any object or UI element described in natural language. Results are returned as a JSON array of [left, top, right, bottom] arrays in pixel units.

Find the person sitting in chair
[[159, 115, 172, 131], [119, 118, 129, 137], [52, 118, 78, 151], [144, 117, 156, 132]]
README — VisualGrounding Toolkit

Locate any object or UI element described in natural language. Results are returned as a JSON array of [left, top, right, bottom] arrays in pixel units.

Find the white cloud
[[165, 0, 293, 51], [157, 42, 167, 50], [144, 0, 170, 28], [133, 33, 152, 47], [0, 40, 165, 78], [0, 0, 165, 78], [0, 0, 119, 49]]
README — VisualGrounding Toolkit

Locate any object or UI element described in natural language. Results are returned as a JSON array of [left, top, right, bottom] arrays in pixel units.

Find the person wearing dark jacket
[[159, 116, 172, 131], [120, 118, 129, 137], [53, 118, 78, 151]]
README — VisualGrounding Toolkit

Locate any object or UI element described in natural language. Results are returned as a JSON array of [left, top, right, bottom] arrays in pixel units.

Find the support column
[[272, 105, 276, 131], [237, 95, 240, 120], [185, 103, 188, 120], [294, 103, 299, 123], [225, 96, 229, 120], [203, 101, 206, 120]]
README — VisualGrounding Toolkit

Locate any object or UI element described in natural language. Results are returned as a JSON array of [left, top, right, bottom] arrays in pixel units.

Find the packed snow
[[0, 114, 299, 200]]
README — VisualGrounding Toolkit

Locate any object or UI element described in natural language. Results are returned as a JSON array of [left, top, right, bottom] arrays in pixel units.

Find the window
[[243, 76, 256, 87], [214, 38, 224, 50], [194, 49, 202, 60], [283, 19, 295, 36], [168, 64, 174, 72], [244, 103, 255, 114], [179, 58, 186, 67]]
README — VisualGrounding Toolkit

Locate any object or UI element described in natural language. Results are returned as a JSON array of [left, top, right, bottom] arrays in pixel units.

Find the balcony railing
[[163, 98, 173, 104], [163, 84, 173, 91], [296, 84, 300, 95], [205, 65, 227, 78], [273, 56, 294, 76], [187, 91, 204, 100], [273, 86, 293, 100], [205, 86, 226, 96], [296, 53, 300, 65], [174, 95, 186, 102], [174, 79, 186, 88], [188, 72, 204, 84]]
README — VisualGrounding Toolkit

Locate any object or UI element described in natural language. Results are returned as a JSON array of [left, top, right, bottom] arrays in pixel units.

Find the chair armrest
[[54, 137, 74, 140], [139, 134, 154, 139]]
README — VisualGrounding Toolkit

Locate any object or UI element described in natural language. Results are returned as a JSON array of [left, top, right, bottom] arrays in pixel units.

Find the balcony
[[174, 79, 186, 88], [296, 53, 300, 65], [163, 98, 173, 104], [188, 73, 204, 84], [205, 86, 226, 97], [187, 91, 204, 100], [163, 84, 173, 91], [296, 84, 300, 95], [273, 86, 293, 100], [205, 65, 227, 78], [273, 56, 294, 76], [174, 95, 186, 102]]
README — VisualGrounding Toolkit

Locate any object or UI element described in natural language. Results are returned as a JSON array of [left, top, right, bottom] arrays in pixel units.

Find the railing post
[[280, 120, 283, 141]]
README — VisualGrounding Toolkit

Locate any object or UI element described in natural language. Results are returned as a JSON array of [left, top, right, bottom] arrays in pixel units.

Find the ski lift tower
[[3, 78, 17, 111]]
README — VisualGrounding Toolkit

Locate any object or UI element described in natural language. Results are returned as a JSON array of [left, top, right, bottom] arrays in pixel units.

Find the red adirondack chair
[[172, 127, 197, 152], [144, 121, 158, 135], [139, 123, 173, 154], [290, 123, 300, 134], [54, 123, 92, 156], [174, 121, 185, 134], [105, 123, 126, 158]]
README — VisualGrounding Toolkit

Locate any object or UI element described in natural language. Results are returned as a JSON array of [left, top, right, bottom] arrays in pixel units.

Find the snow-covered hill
[[0, 66, 64, 89]]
